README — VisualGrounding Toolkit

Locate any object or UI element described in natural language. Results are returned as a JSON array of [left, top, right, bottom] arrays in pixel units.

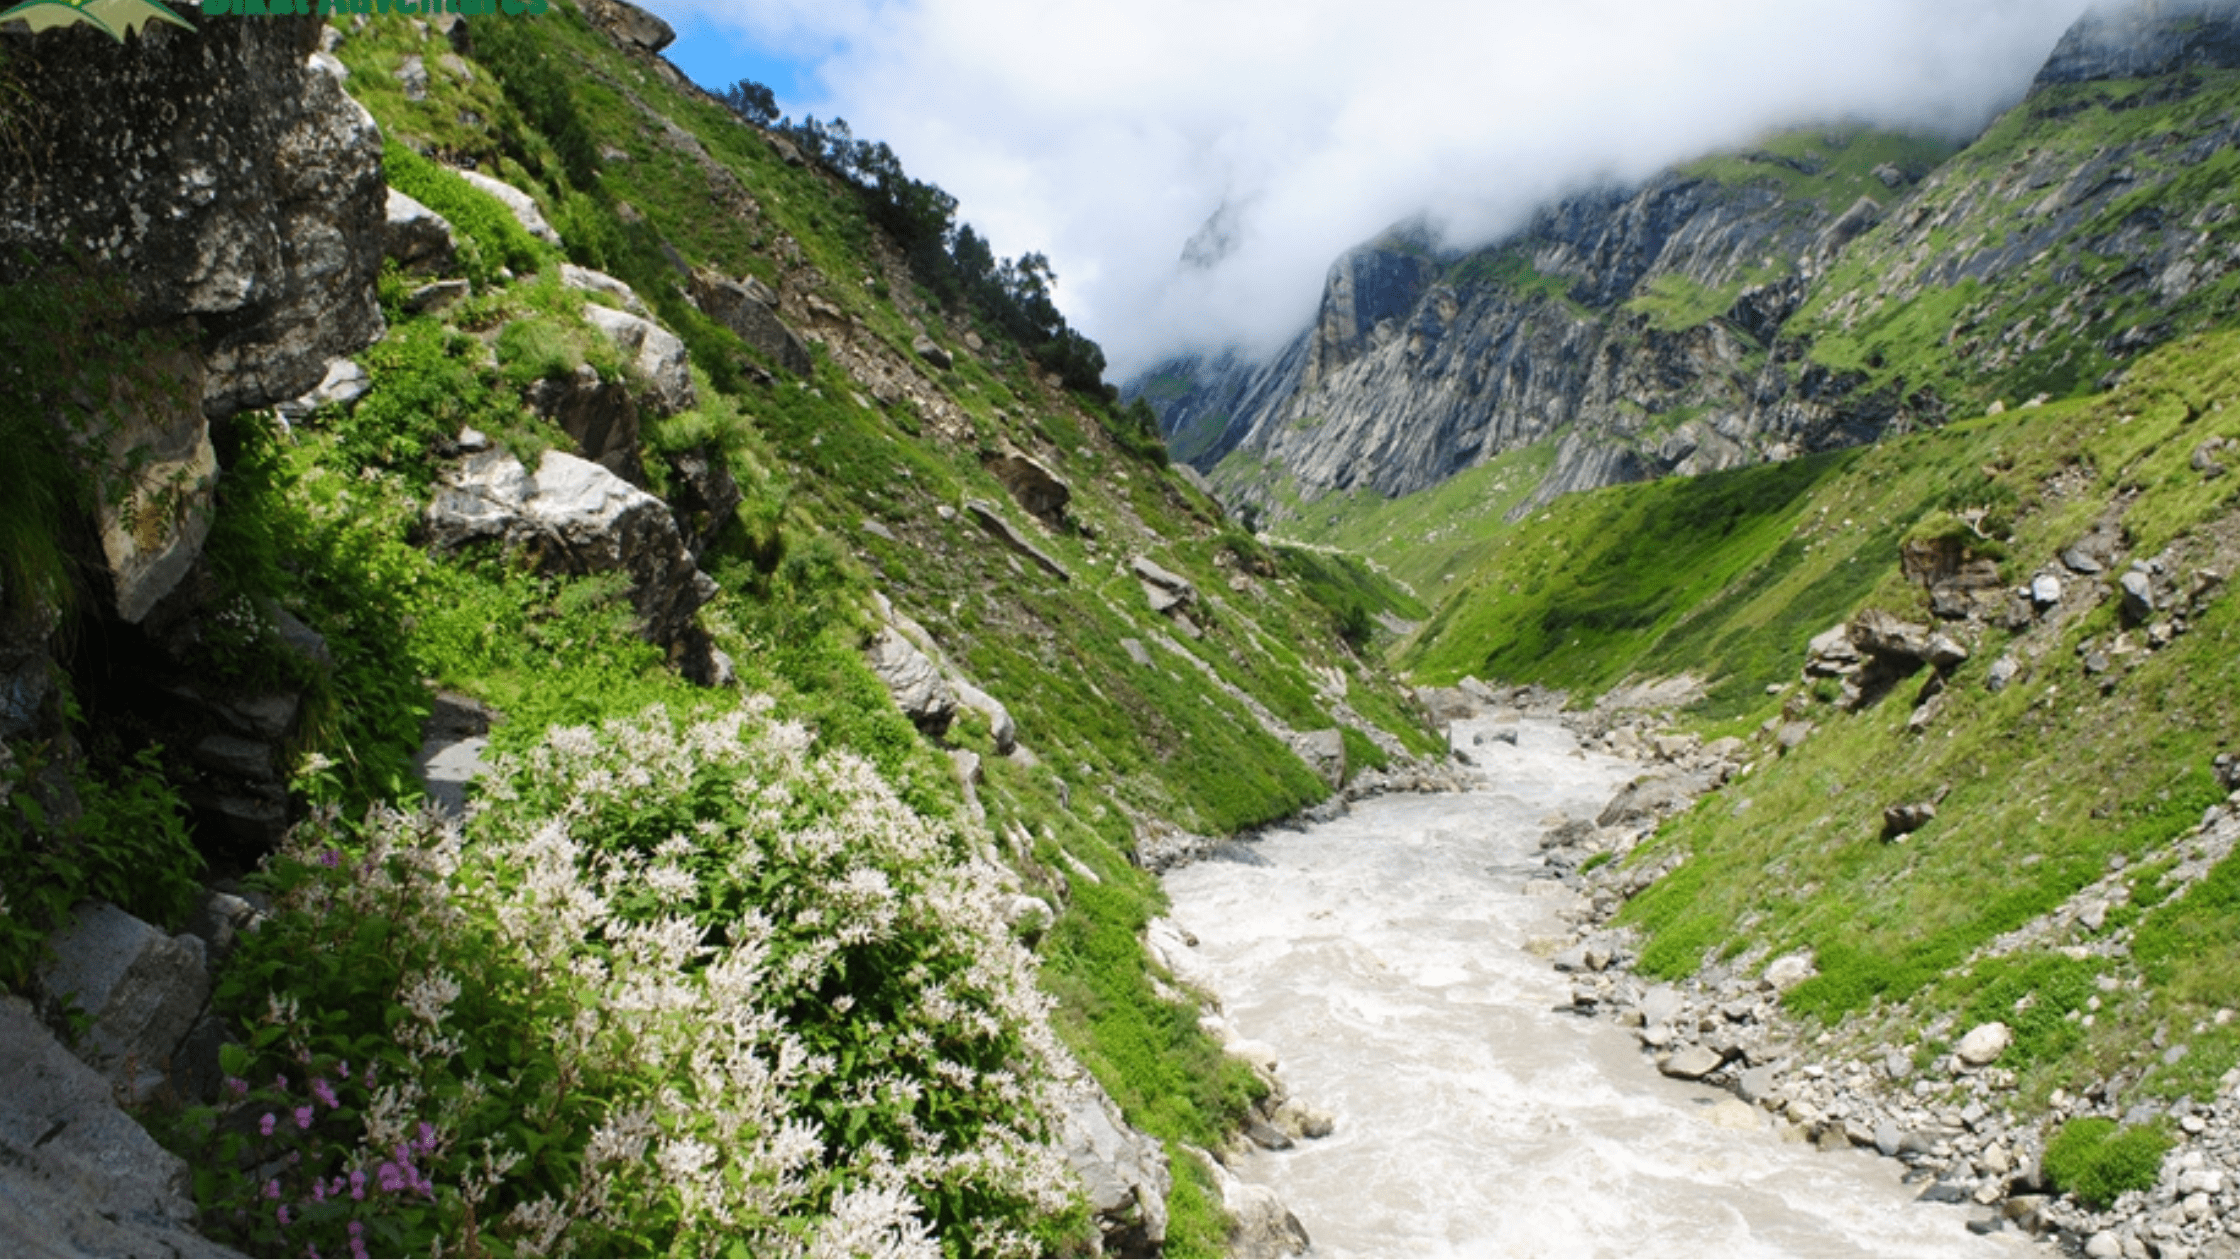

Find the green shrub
[[493, 317, 581, 387], [2044, 1117, 2171, 1209]]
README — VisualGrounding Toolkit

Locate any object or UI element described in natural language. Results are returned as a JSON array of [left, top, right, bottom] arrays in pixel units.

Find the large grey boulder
[[1190, 1149, 1309, 1258], [584, 304, 698, 416], [560, 262, 647, 315], [384, 187, 457, 275], [454, 166, 563, 245], [988, 445, 1071, 520], [691, 271, 813, 377], [866, 627, 956, 735], [1061, 1089, 1172, 1257], [427, 451, 718, 675], [1130, 555, 1198, 615], [1290, 728, 1346, 789], [0, 998, 230, 1258], [35, 903, 208, 1103], [581, 0, 677, 51], [0, 20, 387, 418], [1596, 768, 1710, 828]]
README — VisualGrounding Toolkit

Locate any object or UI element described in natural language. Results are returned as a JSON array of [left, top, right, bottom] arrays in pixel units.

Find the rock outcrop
[[426, 449, 722, 680], [1138, 1, 2240, 526], [0, 998, 228, 1258]]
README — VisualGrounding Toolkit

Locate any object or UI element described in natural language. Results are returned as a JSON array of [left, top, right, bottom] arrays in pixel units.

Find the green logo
[[0, 0, 193, 39]]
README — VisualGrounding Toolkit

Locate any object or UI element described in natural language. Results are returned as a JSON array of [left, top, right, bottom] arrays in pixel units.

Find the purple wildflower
[[377, 1162, 403, 1194], [263, 1179, 281, 1201], [311, 1078, 338, 1110], [311, 1178, 325, 1204], [336, 1060, 349, 1080], [318, 848, 341, 869], [274, 1072, 288, 1092], [294, 1105, 314, 1131], [277, 1204, 291, 1227], [415, 1121, 437, 1156], [225, 1076, 249, 1099], [259, 1113, 277, 1138], [348, 1169, 365, 1201]]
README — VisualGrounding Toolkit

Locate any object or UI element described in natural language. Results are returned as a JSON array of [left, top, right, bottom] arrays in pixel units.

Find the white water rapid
[[1161, 716, 2036, 1258]]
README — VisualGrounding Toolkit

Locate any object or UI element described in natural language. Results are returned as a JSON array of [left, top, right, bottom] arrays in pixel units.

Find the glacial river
[[1161, 716, 2034, 1258]]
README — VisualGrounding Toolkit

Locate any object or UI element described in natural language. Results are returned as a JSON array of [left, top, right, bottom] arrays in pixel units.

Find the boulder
[[2030, 573, 2064, 608], [402, 278, 470, 314], [1660, 1045, 1727, 1080], [0, 17, 387, 419], [560, 262, 647, 315], [665, 449, 744, 562], [1883, 801, 1937, 837], [454, 166, 563, 245], [275, 357, 372, 423], [964, 501, 1072, 581], [1849, 609, 1938, 663], [690, 271, 813, 377], [526, 364, 645, 485], [0, 998, 227, 1257], [1595, 769, 1709, 828], [2119, 569, 2156, 622], [954, 679, 1017, 753], [1060, 1090, 1171, 1256], [866, 627, 956, 734], [988, 445, 1071, 520], [35, 903, 208, 1102], [1291, 729, 1346, 789], [1763, 951, 1816, 991], [1956, 1022, 2012, 1066], [911, 333, 954, 370], [583, 304, 697, 417], [383, 186, 457, 275], [1195, 1151, 1309, 1259], [582, 0, 676, 51], [1804, 625, 1862, 675], [426, 450, 718, 675], [1130, 555, 1198, 615]]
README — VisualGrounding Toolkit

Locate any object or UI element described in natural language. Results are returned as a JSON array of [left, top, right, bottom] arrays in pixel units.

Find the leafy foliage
[[2043, 1118, 2173, 1209]]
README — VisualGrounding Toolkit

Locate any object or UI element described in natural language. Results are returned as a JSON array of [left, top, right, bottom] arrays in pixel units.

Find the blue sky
[[640, 0, 2083, 377]]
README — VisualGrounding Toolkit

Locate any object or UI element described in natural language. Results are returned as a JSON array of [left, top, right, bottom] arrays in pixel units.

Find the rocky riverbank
[[1519, 686, 2240, 1259]]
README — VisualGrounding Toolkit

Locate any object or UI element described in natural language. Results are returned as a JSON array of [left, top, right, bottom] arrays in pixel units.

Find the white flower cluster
[[272, 702, 1078, 1257]]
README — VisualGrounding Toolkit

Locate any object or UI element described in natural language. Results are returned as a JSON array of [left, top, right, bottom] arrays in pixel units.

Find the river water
[[1161, 716, 2032, 1258]]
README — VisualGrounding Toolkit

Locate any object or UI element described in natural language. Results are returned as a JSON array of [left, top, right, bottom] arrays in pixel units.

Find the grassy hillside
[[1390, 324, 2240, 1116], [0, 6, 1444, 1256]]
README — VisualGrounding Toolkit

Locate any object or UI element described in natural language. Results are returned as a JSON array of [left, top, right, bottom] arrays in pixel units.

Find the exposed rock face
[[1143, 169, 1870, 519], [35, 903, 210, 1104], [527, 364, 645, 485], [561, 262, 648, 315], [426, 450, 720, 678], [578, 0, 676, 52], [1060, 1087, 1172, 1257], [1137, 2, 2240, 524], [0, 997, 228, 1258], [2033, 0, 2240, 85], [384, 187, 458, 276], [584, 304, 698, 416], [988, 445, 1071, 520], [0, 14, 388, 631], [690, 271, 813, 377], [454, 166, 562, 245], [866, 627, 957, 735]]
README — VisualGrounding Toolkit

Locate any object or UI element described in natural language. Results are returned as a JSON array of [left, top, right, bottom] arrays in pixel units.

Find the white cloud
[[646, 0, 2083, 376]]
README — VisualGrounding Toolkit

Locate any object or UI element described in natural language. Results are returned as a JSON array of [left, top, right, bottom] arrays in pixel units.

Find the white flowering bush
[[189, 701, 1079, 1257]]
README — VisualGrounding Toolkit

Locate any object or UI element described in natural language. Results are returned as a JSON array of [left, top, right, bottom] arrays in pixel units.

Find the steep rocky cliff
[[1137, 0, 2240, 526]]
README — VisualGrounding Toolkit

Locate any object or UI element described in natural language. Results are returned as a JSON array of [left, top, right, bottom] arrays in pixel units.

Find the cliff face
[[1137, 0, 2240, 524]]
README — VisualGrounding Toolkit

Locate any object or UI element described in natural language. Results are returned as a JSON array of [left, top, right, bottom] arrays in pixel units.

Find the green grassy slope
[[1391, 327, 2240, 1109], [319, 8, 1446, 1253]]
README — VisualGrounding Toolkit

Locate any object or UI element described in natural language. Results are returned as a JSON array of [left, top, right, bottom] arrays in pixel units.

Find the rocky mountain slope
[[0, 4, 1441, 1255], [1136, 1, 2240, 526]]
